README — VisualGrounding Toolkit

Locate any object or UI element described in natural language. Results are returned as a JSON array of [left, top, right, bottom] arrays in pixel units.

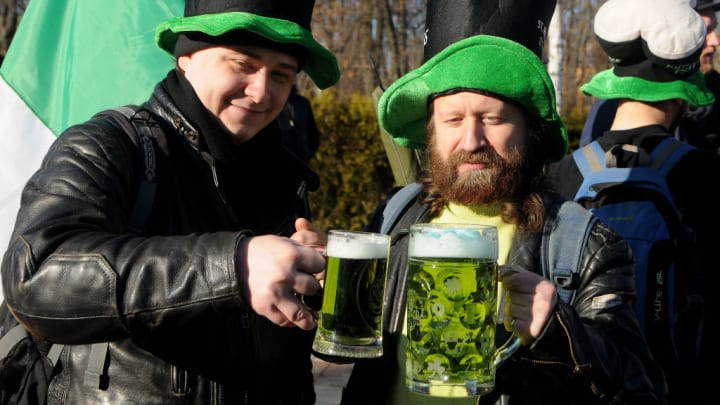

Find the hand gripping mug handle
[[493, 333, 522, 368]]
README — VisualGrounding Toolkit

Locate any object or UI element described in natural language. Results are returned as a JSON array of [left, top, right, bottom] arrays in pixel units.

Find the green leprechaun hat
[[377, 0, 568, 162], [155, 0, 340, 90]]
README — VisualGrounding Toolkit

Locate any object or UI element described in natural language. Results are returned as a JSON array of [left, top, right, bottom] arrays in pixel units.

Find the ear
[[177, 54, 190, 72]]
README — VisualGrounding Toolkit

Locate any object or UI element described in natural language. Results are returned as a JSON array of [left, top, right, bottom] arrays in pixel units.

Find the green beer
[[313, 230, 390, 358], [406, 223, 501, 397]]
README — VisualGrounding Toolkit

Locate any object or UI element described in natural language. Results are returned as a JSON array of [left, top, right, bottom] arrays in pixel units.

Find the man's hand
[[236, 231, 326, 330], [499, 265, 558, 345]]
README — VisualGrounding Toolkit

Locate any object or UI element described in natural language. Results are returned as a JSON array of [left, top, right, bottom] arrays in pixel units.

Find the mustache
[[448, 149, 503, 167]]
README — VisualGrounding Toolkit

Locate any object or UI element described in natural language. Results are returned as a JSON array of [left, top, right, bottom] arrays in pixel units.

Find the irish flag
[[0, 0, 183, 299]]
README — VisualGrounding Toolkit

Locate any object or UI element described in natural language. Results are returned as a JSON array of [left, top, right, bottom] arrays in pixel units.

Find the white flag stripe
[[0, 76, 55, 300]]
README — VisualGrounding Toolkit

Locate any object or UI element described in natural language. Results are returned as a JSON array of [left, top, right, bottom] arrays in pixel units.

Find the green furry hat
[[155, 0, 339, 90], [377, 0, 568, 162]]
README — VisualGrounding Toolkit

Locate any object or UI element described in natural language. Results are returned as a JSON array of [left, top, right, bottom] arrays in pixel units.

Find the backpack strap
[[377, 183, 428, 335], [542, 201, 597, 305], [104, 106, 159, 234], [572, 141, 645, 199], [0, 324, 29, 358], [572, 139, 691, 202], [650, 137, 693, 176], [0, 323, 64, 367], [83, 342, 109, 388], [47, 342, 63, 365], [78, 106, 161, 389], [380, 183, 423, 234]]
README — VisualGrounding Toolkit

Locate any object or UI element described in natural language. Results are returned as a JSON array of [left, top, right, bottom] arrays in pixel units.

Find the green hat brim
[[581, 69, 715, 107], [378, 35, 568, 162], [156, 12, 339, 89]]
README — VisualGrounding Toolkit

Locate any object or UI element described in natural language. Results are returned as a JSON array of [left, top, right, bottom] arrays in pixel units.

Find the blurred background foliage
[[309, 90, 395, 231]]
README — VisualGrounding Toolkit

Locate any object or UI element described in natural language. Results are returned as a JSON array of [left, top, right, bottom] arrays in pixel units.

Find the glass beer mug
[[405, 223, 521, 397], [312, 230, 391, 358]]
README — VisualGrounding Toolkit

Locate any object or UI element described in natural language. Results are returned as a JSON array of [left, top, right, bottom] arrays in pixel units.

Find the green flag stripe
[[1, 0, 183, 135]]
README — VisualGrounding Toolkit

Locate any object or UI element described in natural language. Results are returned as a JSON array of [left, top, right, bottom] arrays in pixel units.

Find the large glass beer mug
[[406, 223, 521, 397]]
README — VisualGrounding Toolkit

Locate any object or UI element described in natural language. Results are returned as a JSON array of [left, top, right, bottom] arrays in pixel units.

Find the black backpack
[[0, 105, 159, 405], [0, 304, 62, 405]]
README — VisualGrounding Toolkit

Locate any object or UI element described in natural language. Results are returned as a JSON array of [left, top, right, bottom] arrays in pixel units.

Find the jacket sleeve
[[526, 220, 668, 404], [0, 115, 247, 344]]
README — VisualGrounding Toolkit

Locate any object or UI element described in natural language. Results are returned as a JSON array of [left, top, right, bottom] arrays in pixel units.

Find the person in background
[[279, 84, 322, 164], [340, 0, 666, 404], [579, 0, 720, 152], [680, 0, 720, 152], [547, 0, 720, 403], [1, 0, 339, 403]]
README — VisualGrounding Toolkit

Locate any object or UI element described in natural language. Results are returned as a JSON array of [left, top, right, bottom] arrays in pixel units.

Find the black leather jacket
[[1, 80, 318, 404], [341, 193, 667, 405]]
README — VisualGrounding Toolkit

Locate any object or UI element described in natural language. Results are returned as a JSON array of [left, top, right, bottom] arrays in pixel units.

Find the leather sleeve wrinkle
[[1, 115, 245, 344]]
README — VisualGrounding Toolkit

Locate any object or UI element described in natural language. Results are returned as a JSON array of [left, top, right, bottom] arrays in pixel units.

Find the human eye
[[271, 69, 296, 85], [229, 56, 256, 74], [439, 114, 464, 127], [481, 115, 504, 125]]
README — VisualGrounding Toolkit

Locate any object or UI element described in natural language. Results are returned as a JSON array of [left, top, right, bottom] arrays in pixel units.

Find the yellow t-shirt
[[388, 203, 517, 405]]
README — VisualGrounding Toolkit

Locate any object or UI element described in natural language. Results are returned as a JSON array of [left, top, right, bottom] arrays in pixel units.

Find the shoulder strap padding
[[380, 183, 423, 234], [542, 201, 598, 305], [100, 106, 158, 234], [572, 138, 692, 203]]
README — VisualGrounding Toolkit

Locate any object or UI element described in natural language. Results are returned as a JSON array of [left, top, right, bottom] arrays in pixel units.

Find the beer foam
[[409, 227, 496, 259], [327, 232, 389, 259]]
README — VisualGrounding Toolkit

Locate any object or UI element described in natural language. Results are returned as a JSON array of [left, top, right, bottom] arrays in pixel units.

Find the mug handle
[[493, 333, 522, 368]]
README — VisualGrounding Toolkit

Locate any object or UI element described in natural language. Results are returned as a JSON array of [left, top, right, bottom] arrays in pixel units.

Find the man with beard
[[548, 1, 720, 403], [336, 0, 666, 404]]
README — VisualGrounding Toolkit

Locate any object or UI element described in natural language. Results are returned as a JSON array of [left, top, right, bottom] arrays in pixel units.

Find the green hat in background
[[582, 0, 714, 107], [377, 0, 568, 162], [155, 0, 340, 90]]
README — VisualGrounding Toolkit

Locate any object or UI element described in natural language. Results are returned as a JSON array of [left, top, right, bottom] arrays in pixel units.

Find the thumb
[[295, 217, 318, 233]]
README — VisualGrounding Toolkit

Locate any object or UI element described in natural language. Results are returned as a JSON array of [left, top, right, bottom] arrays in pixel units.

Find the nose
[[244, 69, 270, 104], [459, 119, 487, 151], [707, 29, 720, 48]]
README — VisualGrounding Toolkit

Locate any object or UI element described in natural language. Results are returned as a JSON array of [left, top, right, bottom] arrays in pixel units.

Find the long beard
[[429, 146, 525, 206]]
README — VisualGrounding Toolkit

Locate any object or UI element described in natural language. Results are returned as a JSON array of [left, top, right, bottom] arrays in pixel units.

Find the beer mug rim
[[409, 223, 497, 232], [328, 229, 391, 240], [408, 223, 498, 260]]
